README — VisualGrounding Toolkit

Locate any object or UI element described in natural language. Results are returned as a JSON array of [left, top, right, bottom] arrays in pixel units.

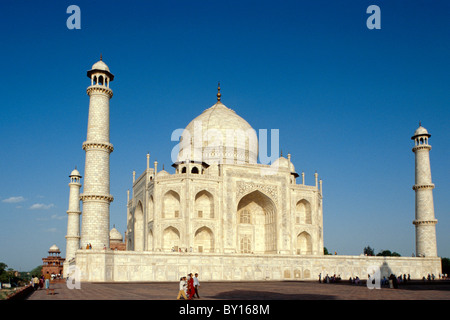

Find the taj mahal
[[64, 58, 441, 282]]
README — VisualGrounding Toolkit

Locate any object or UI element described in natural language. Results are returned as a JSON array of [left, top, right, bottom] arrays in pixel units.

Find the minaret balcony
[[86, 85, 113, 98], [412, 184, 435, 191], [412, 219, 438, 226], [412, 144, 432, 152]]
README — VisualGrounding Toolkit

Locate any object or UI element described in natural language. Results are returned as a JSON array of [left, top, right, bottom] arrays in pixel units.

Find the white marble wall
[[74, 250, 442, 282]]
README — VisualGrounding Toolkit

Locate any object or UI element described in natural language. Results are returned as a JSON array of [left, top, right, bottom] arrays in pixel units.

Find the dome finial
[[100, 53, 103, 61], [419, 120, 422, 127], [217, 82, 221, 102]]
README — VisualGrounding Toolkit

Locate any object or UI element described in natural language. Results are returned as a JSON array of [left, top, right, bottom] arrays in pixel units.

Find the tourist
[[318, 273, 321, 283], [176, 276, 188, 300], [193, 273, 200, 298], [187, 273, 195, 299], [44, 271, 51, 289], [33, 276, 39, 290]]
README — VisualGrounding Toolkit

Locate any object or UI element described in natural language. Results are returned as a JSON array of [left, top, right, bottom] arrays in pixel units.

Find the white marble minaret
[[64, 168, 82, 275], [80, 57, 114, 250], [411, 123, 438, 257]]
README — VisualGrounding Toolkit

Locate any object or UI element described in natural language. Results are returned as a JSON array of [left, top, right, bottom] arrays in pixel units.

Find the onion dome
[[70, 168, 81, 177], [49, 244, 60, 253], [177, 84, 258, 165], [87, 55, 114, 80], [411, 122, 431, 140], [109, 227, 123, 242]]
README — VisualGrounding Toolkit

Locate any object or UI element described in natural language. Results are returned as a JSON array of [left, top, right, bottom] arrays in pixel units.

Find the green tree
[[442, 258, 450, 275], [324, 247, 330, 255], [0, 262, 7, 275], [30, 265, 43, 278], [377, 250, 401, 257], [0, 263, 12, 283], [364, 246, 375, 256]]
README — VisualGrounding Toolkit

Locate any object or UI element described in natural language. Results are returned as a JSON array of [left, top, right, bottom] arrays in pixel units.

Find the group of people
[[319, 274, 342, 283], [30, 272, 52, 290], [177, 273, 200, 300]]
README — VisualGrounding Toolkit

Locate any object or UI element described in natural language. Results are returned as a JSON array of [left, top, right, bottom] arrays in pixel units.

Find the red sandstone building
[[110, 227, 126, 251], [42, 245, 65, 278]]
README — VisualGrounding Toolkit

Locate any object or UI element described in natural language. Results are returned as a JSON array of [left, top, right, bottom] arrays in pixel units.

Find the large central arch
[[237, 190, 277, 254]]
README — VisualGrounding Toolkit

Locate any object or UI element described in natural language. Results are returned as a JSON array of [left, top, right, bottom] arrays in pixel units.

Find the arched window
[[240, 209, 251, 224], [191, 167, 199, 174]]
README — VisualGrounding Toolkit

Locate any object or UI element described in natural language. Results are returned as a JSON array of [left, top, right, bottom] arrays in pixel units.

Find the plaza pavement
[[26, 280, 450, 300]]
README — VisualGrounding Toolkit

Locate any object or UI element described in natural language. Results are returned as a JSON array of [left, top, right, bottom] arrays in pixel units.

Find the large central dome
[[177, 96, 258, 165]]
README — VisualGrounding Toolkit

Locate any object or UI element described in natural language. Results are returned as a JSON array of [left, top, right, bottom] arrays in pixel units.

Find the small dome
[[411, 124, 431, 140], [272, 156, 290, 168], [91, 60, 110, 72], [49, 244, 60, 252], [70, 168, 81, 177], [414, 126, 429, 136], [157, 170, 169, 177], [109, 228, 123, 242], [289, 161, 296, 173], [87, 58, 114, 81]]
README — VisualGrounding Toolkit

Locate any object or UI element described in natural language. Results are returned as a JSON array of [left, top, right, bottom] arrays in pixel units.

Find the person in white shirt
[[176, 276, 188, 300], [193, 273, 200, 298]]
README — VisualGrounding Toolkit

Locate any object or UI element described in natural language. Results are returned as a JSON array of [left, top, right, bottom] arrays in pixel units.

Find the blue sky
[[0, 0, 448, 271]]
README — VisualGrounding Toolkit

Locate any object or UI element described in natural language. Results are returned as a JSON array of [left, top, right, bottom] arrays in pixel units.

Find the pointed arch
[[296, 231, 312, 255], [134, 201, 144, 251], [194, 226, 214, 253], [195, 190, 214, 218], [147, 195, 154, 221], [163, 190, 181, 219], [296, 199, 312, 224], [147, 229, 153, 252], [236, 190, 277, 254], [163, 226, 180, 252]]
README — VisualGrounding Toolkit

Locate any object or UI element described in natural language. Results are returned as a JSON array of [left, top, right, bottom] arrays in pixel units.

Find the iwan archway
[[236, 190, 277, 254]]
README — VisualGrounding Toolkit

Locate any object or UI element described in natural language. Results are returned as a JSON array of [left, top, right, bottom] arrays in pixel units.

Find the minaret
[[411, 123, 438, 257], [64, 168, 82, 268], [80, 57, 114, 249]]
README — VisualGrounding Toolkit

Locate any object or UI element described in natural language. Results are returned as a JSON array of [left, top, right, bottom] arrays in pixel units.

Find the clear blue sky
[[0, 0, 448, 271]]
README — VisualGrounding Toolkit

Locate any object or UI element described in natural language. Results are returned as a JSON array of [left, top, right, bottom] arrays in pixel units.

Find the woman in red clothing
[[187, 273, 195, 299]]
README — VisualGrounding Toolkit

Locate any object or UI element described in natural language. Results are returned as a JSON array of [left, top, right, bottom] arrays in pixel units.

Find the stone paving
[[26, 280, 450, 300]]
